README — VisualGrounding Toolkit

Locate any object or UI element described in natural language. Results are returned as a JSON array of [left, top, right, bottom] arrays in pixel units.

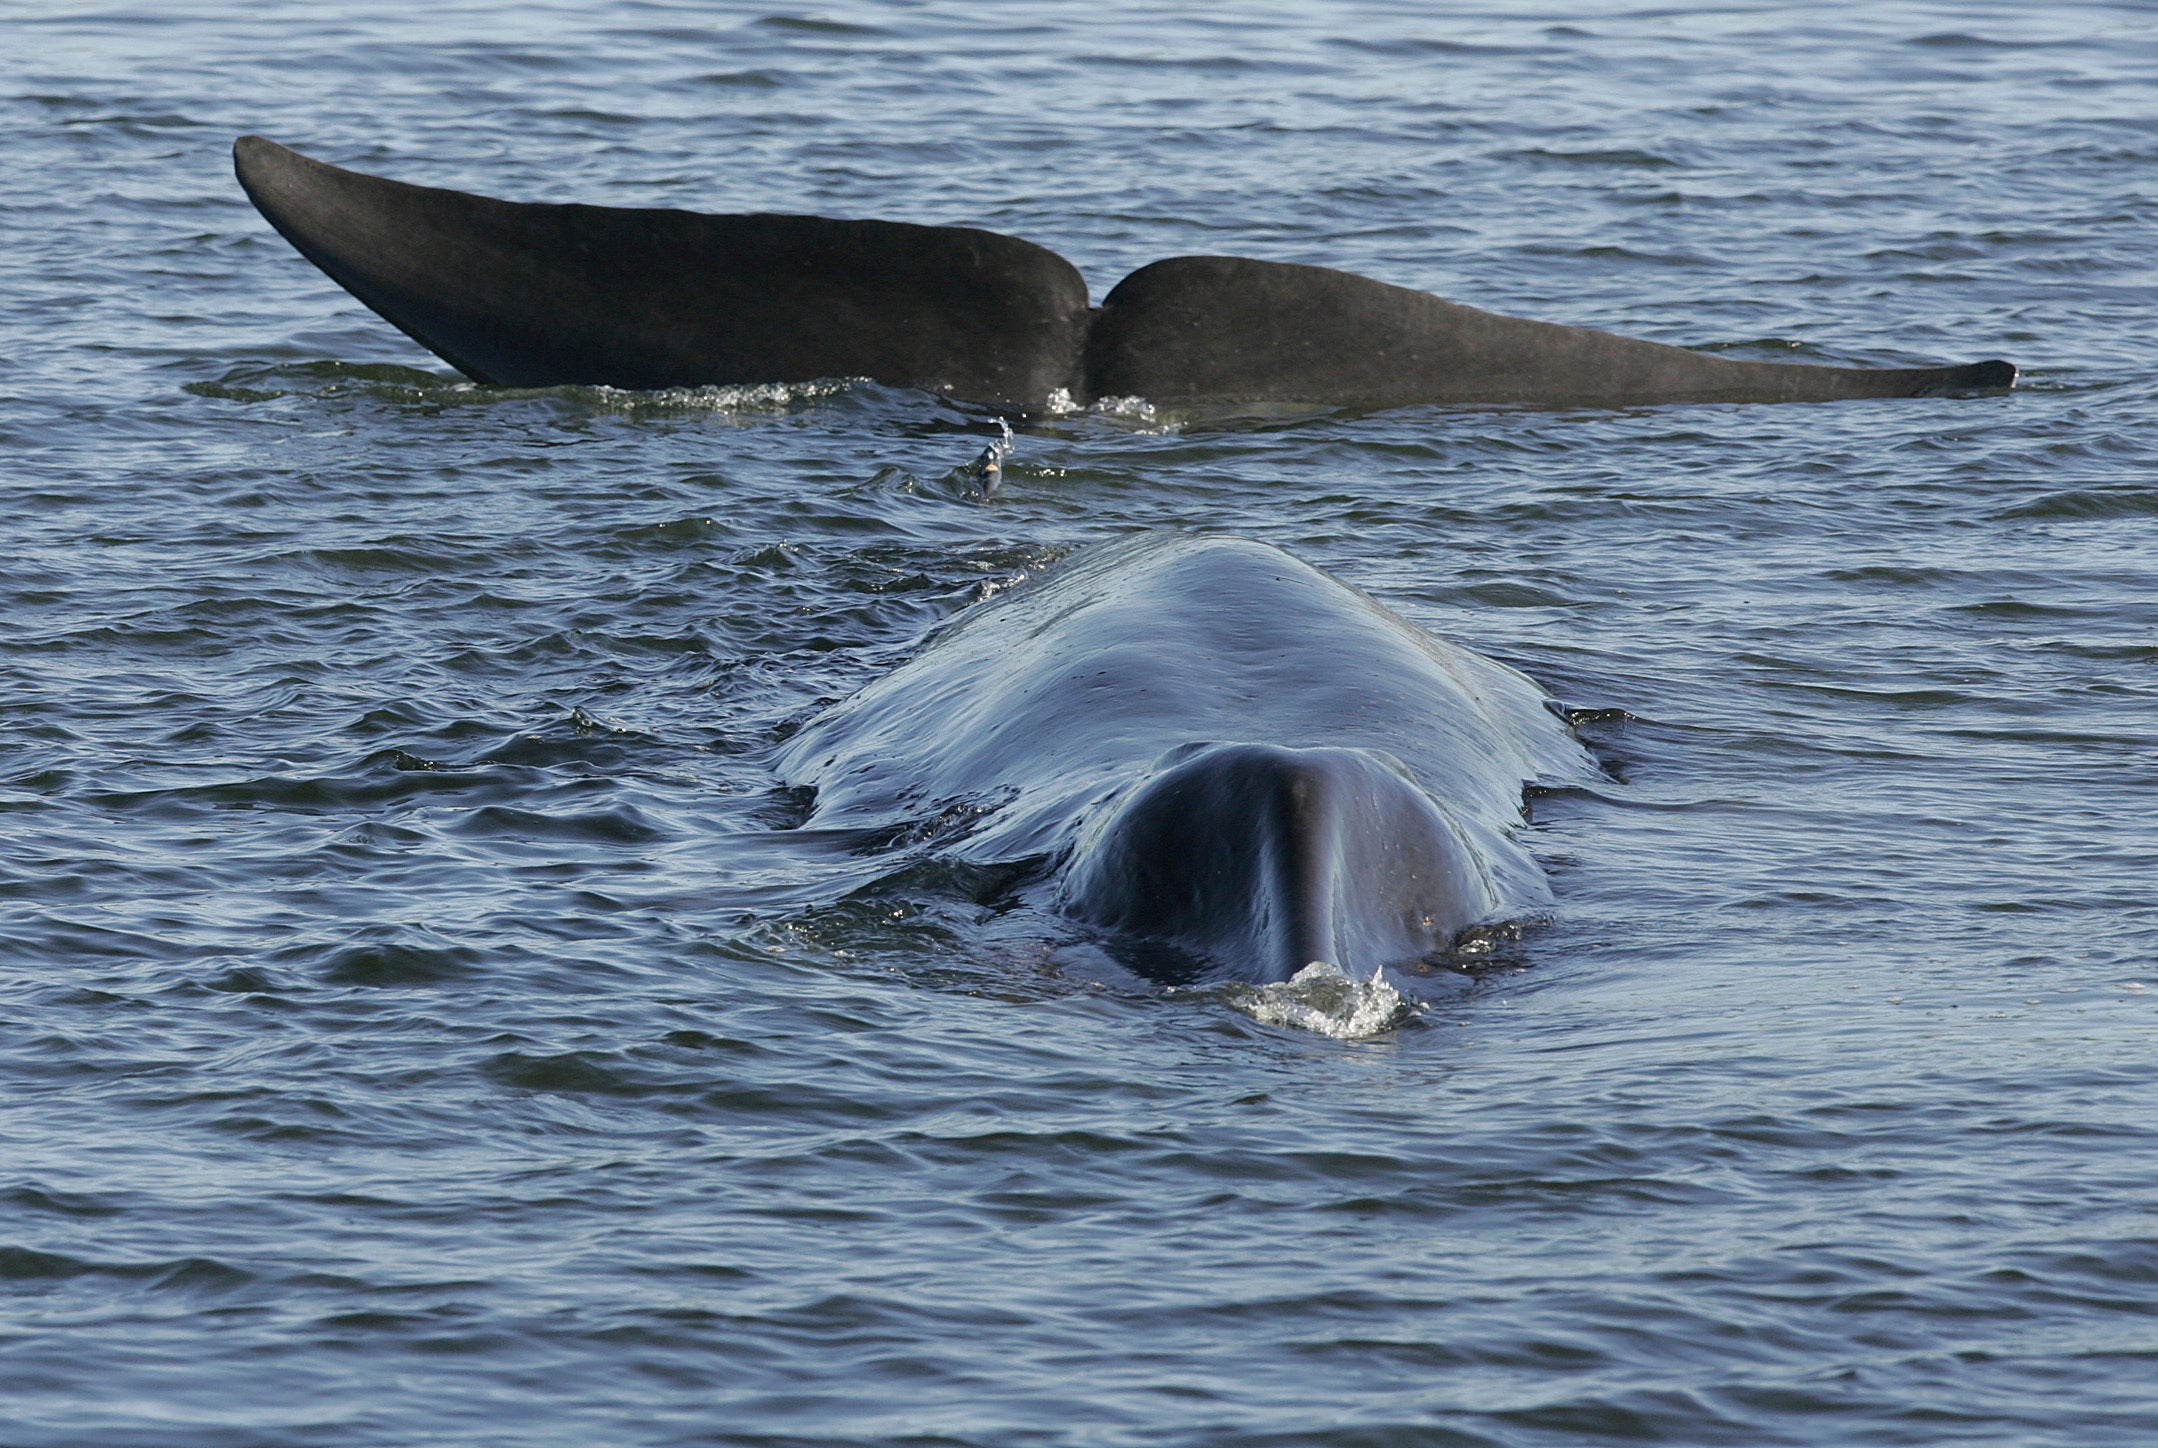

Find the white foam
[[217, 364, 868, 414], [1040, 388, 1175, 430], [577, 377, 862, 412], [1228, 961, 1414, 1039], [1089, 394, 1156, 419]]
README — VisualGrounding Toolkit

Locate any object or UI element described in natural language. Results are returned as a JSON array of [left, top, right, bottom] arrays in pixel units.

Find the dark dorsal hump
[[233, 137, 2015, 412]]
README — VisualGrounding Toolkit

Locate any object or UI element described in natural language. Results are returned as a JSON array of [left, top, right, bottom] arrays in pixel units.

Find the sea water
[[4, 2, 2156, 1442]]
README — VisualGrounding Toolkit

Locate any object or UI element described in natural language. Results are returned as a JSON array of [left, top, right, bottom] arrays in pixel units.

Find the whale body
[[232, 136, 2015, 414], [773, 534, 1592, 984]]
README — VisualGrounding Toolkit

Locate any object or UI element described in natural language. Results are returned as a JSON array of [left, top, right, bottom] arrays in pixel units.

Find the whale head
[[1058, 742, 1498, 985]]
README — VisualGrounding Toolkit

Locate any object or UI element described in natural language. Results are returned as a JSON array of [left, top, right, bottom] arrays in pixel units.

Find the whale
[[772, 534, 1593, 985], [232, 136, 2016, 415]]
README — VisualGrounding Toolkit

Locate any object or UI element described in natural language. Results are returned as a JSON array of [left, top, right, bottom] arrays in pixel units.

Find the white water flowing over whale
[[774, 534, 1594, 988]]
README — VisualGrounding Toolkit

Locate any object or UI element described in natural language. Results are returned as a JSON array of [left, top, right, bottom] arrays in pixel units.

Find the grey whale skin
[[773, 534, 1593, 985], [233, 136, 2016, 413]]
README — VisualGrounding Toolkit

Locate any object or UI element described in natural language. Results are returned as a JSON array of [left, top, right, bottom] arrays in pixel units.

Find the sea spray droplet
[[971, 418, 1014, 497]]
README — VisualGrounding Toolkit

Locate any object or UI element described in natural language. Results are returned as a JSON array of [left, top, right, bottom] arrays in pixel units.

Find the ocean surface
[[5, 1, 2157, 1443]]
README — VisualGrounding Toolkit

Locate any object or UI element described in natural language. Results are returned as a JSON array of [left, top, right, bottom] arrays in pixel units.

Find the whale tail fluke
[[234, 136, 2016, 414], [1933, 358, 2018, 392], [231, 135, 1090, 408], [1087, 255, 2018, 409]]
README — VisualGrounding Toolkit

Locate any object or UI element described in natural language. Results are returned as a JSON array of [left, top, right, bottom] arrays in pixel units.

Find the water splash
[[1089, 394, 1157, 420], [970, 418, 1015, 496], [1226, 961, 1414, 1038]]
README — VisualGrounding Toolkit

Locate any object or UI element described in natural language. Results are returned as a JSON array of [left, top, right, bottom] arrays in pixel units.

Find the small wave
[[1909, 31, 2043, 51], [183, 360, 449, 402], [0, 1246, 252, 1290], [1993, 488, 2158, 520], [749, 14, 888, 36], [451, 802, 672, 844], [696, 68, 788, 89], [185, 362, 862, 415], [1525, 242, 1712, 269], [1502, 147, 1682, 169], [483, 1050, 641, 1095], [1329, 36, 1534, 57], [1227, 962, 1414, 1039], [318, 939, 484, 987]]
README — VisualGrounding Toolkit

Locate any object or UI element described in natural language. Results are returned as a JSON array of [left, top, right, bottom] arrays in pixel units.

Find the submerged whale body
[[774, 534, 1592, 984], [232, 136, 2016, 414]]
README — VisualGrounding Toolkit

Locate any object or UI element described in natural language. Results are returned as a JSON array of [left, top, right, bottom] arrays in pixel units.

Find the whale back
[[1059, 742, 1502, 983], [776, 534, 1591, 954]]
